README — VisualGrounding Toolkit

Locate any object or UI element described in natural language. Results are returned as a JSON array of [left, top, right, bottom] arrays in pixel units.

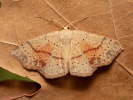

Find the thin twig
[[116, 59, 133, 76], [0, 41, 18, 46]]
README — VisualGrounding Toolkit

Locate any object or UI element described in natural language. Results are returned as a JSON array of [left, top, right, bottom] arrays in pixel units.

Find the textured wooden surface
[[0, 0, 133, 100]]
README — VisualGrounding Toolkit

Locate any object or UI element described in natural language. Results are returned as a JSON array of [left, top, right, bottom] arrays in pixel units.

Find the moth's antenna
[[66, 17, 89, 28], [36, 17, 65, 28]]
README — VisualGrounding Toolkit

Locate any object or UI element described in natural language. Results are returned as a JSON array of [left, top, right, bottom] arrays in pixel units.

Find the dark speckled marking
[[21, 54, 28, 63], [34, 60, 46, 68], [89, 57, 96, 64], [89, 57, 101, 65], [106, 50, 114, 59]]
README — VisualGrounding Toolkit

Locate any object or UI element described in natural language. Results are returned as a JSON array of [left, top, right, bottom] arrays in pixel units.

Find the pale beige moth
[[11, 26, 123, 79]]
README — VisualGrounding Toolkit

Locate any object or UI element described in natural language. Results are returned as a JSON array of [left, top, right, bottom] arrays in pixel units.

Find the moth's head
[[62, 27, 69, 30]]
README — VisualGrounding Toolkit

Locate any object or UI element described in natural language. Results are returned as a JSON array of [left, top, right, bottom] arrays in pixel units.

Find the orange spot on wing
[[41, 43, 54, 52], [80, 41, 94, 52], [80, 41, 100, 54], [80, 41, 96, 58], [32, 43, 54, 63], [80, 41, 101, 64]]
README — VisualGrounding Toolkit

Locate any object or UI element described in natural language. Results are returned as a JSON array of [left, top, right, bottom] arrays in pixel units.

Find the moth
[[11, 18, 123, 79]]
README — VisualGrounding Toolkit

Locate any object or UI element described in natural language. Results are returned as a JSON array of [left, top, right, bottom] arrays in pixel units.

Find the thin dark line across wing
[[26, 41, 51, 55], [71, 37, 106, 59], [83, 37, 106, 54], [52, 56, 64, 60], [71, 55, 82, 59]]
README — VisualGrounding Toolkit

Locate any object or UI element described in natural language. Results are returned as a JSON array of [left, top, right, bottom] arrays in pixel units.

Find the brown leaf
[[0, 67, 41, 100], [0, 80, 40, 100], [17, 62, 133, 100], [110, 0, 133, 74], [0, 0, 133, 99]]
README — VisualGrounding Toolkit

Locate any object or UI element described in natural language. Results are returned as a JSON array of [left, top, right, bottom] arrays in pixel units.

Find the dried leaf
[[17, 62, 133, 100], [0, 67, 41, 100], [110, 0, 133, 73], [0, 0, 132, 99], [0, 80, 40, 100]]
